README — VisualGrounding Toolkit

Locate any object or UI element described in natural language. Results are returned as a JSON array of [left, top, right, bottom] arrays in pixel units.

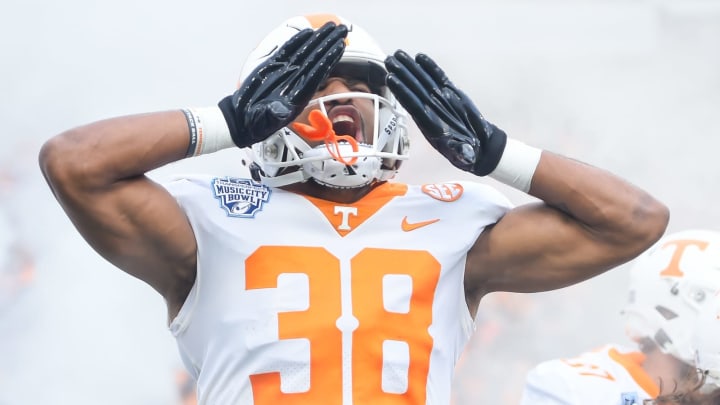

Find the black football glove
[[385, 50, 507, 176], [218, 22, 348, 148]]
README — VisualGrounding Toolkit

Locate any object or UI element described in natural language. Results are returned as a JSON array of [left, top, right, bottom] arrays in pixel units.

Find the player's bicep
[[466, 202, 623, 295], [63, 175, 196, 296]]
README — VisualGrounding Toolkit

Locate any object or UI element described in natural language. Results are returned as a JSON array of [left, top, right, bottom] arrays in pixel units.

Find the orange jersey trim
[[301, 182, 408, 237]]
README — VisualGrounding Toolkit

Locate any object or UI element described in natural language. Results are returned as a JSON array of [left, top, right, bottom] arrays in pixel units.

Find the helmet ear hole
[[655, 306, 678, 320]]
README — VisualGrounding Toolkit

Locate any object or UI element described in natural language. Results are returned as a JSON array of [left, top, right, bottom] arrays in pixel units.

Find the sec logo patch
[[421, 183, 464, 202]]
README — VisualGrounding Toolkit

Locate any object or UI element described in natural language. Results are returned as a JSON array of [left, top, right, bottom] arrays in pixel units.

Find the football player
[[647, 289, 720, 404], [39, 13, 668, 404], [676, 288, 720, 404], [521, 230, 720, 405]]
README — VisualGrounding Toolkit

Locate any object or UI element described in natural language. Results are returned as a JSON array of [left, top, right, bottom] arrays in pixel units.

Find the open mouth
[[327, 105, 365, 143]]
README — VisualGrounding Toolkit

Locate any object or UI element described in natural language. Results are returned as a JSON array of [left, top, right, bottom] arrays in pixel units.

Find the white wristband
[[488, 138, 542, 193], [181, 106, 235, 157]]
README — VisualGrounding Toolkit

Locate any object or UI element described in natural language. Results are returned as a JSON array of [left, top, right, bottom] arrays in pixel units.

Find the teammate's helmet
[[693, 290, 720, 391], [239, 14, 410, 188], [622, 229, 720, 364]]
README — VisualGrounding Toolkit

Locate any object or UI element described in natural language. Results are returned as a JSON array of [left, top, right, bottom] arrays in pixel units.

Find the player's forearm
[[528, 151, 669, 250], [39, 110, 190, 192]]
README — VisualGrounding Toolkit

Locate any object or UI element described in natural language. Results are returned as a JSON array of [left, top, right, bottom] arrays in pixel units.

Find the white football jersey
[[520, 345, 660, 405], [165, 176, 511, 404]]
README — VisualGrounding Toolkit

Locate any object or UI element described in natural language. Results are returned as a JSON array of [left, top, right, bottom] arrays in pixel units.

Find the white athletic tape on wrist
[[181, 107, 234, 157], [488, 138, 542, 193]]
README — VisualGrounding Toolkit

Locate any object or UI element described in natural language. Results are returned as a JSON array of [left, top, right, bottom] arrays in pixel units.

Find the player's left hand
[[385, 50, 507, 176]]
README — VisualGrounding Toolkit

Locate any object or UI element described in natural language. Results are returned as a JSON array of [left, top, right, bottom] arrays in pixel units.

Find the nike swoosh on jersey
[[401, 216, 440, 232]]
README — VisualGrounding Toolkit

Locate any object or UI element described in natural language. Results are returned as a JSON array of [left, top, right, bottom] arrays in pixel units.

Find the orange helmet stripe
[[305, 13, 342, 29]]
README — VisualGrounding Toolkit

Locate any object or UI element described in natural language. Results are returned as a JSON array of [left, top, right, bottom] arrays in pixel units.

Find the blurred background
[[1, 0, 719, 403]]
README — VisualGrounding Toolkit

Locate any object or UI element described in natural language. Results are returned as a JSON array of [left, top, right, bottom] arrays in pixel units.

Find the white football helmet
[[693, 290, 720, 391], [238, 14, 410, 188], [622, 229, 720, 364]]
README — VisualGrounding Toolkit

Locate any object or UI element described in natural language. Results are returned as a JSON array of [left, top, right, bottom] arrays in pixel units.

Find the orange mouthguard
[[292, 110, 359, 165]]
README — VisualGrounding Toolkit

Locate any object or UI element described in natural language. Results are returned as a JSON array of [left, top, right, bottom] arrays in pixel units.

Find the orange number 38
[[245, 246, 441, 404]]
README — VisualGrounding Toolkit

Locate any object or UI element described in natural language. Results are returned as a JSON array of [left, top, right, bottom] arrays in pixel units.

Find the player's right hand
[[218, 22, 348, 148]]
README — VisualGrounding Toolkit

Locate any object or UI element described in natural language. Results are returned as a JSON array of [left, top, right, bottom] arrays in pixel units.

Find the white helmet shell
[[238, 14, 409, 188], [622, 229, 720, 364]]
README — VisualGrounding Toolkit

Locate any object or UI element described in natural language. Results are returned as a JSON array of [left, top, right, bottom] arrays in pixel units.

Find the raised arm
[[39, 111, 197, 313], [39, 23, 349, 318], [469, 150, 667, 295], [385, 51, 669, 304]]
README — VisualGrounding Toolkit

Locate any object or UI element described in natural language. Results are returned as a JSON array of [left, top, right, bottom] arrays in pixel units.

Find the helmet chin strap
[[257, 169, 309, 188], [258, 165, 376, 190], [310, 177, 375, 190], [251, 142, 378, 189], [300, 143, 382, 189]]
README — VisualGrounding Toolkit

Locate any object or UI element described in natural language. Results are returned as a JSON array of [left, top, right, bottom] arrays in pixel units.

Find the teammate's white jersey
[[520, 345, 660, 405], [164, 176, 511, 404]]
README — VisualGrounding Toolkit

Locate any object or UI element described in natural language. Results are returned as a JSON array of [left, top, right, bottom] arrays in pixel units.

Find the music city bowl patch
[[212, 177, 271, 218]]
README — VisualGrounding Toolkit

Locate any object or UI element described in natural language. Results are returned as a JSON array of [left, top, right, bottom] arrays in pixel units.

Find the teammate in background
[[520, 230, 720, 405], [673, 288, 720, 404], [649, 290, 720, 405], [38, 13, 668, 404], [692, 289, 720, 403]]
